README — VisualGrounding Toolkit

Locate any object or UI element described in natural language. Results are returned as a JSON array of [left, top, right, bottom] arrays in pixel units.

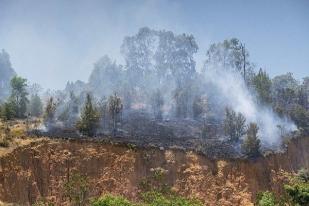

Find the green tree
[[272, 73, 299, 116], [223, 108, 246, 142], [0, 101, 15, 120], [141, 191, 202, 206], [64, 173, 89, 206], [256, 191, 277, 206], [253, 68, 272, 105], [241, 123, 261, 158], [9, 76, 29, 118], [91, 194, 134, 206], [108, 93, 123, 136], [29, 94, 43, 117], [77, 93, 100, 136], [203, 38, 255, 84], [289, 105, 309, 135], [284, 168, 309, 206]]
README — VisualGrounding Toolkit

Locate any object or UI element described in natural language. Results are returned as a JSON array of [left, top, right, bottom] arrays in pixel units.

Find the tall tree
[[272, 73, 299, 116], [0, 49, 16, 99], [241, 123, 261, 158], [58, 91, 80, 128], [88, 55, 123, 97], [204, 38, 255, 84], [9, 76, 29, 118], [43, 97, 57, 128], [108, 93, 123, 136], [29, 94, 43, 117], [77, 94, 100, 137], [223, 107, 246, 142], [253, 68, 272, 105], [150, 89, 164, 120]]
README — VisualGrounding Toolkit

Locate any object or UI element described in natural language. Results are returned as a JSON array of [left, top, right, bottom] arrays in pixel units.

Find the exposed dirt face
[[0, 137, 308, 206]]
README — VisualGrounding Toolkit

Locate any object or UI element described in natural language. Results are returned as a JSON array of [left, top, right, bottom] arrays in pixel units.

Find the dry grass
[[0, 119, 44, 157]]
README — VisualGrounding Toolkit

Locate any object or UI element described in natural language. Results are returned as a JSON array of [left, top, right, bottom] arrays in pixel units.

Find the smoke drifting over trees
[[1, 27, 308, 153]]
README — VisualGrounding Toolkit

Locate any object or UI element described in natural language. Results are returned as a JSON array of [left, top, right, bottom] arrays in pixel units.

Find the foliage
[[289, 105, 309, 135], [59, 91, 80, 128], [271, 73, 299, 116], [64, 173, 89, 206], [253, 68, 272, 105], [141, 191, 202, 206], [284, 168, 309, 206], [9, 76, 29, 118], [32, 199, 54, 206], [150, 89, 164, 120], [241, 123, 261, 158], [192, 96, 208, 119], [256, 191, 277, 206], [43, 97, 57, 127], [297, 168, 309, 183], [0, 101, 15, 120], [91, 194, 135, 206], [173, 85, 194, 118], [203, 38, 255, 84], [29, 94, 43, 117], [108, 93, 123, 135], [91, 192, 202, 206], [223, 108, 246, 142], [88, 55, 123, 97], [0, 49, 16, 99], [77, 93, 100, 136]]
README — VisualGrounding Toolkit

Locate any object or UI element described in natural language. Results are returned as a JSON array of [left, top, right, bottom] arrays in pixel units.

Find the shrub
[[0, 138, 9, 147], [64, 173, 89, 206], [256, 191, 276, 206], [284, 168, 309, 206], [91, 194, 135, 206], [141, 191, 202, 206]]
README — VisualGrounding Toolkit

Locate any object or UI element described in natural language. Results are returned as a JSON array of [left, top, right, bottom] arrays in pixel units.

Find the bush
[[91, 194, 135, 206], [284, 168, 309, 206], [256, 191, 276, 206], [64, 173, 89, 206], [0, 138, 9, 147], [0, 102, 15, 121], [142, 191, 202, 206]]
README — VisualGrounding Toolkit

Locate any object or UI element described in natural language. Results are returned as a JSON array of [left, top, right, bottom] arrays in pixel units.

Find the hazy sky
[[0, 0, 308, 90]]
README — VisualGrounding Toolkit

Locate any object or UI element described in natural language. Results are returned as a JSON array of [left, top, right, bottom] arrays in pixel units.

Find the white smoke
[[204, 68, 296, 147]]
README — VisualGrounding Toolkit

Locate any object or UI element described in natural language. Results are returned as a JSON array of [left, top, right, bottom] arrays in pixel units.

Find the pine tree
[[223, 108, 246, 142], [241, 123, 261, 158], [253, 68, 272, 105], [77, 94, 99, 136]]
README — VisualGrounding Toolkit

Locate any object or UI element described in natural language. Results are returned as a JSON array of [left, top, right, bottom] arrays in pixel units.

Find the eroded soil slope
[[0, 137, 308, 205]]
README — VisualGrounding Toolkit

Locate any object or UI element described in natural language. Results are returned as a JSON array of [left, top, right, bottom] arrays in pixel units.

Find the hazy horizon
[[0, 0, 308, 90]]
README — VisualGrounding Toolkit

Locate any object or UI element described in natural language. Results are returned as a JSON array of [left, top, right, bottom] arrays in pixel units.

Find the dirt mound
[[0, 137, 308, 205]]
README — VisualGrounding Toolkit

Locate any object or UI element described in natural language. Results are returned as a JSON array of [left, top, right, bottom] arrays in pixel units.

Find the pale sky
[[0, 0, 308, 89]]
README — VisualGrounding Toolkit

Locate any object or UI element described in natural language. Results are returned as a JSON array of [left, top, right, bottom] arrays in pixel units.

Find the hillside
[[0, 136, 308, 206]]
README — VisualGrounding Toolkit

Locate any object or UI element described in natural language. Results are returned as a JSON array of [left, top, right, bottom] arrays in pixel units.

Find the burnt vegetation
[[0, 28, 308, 158]]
